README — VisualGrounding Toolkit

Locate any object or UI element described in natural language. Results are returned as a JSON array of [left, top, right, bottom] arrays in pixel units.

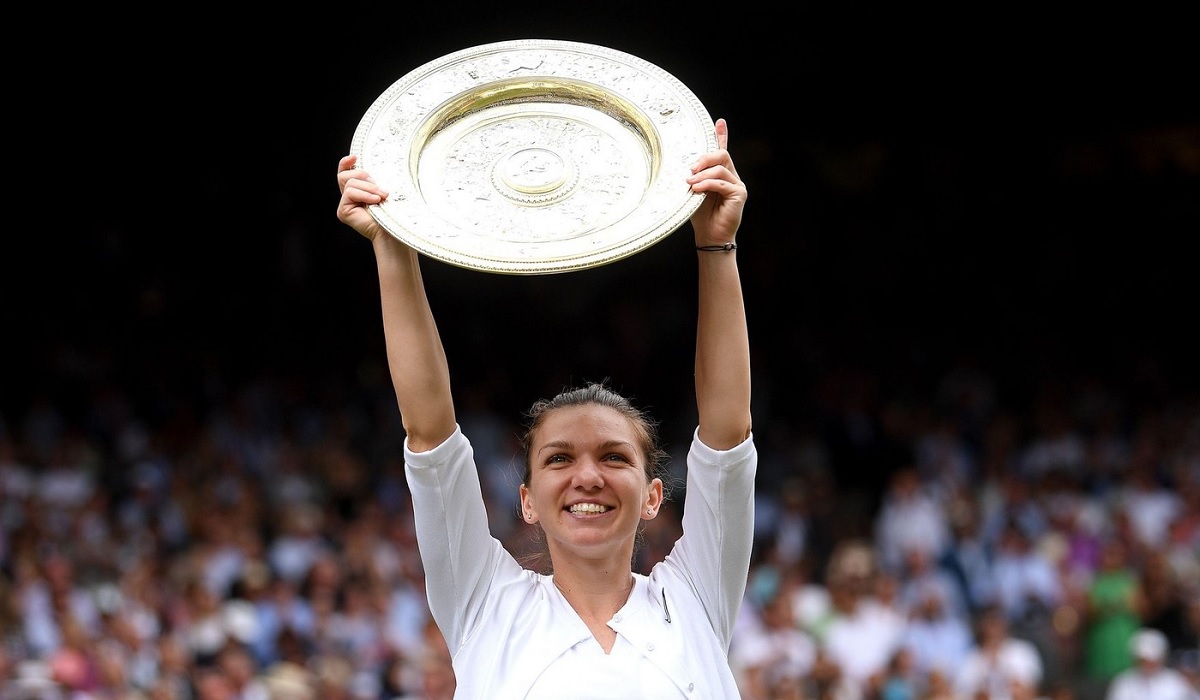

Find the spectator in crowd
[[896, 545, 970, 623], [1115, 456, 1184, 554], [1018, 390, 1088, 483], [818, 541, 907, 700], [912, 407, 978, 500], [874, 466, 951, 575], [1082, 539, 1146, 688], [954, 604, 1044, 700], [1104, 628, 1193, 700], [900, 583, 974, 680], [731, 582, 818, 700], [1140, 550, 1196, 654], [990, 519, 1064, 627], [761, 476, 814, 572], [878, 647, 923, 700], [940, 489, 998, 615]]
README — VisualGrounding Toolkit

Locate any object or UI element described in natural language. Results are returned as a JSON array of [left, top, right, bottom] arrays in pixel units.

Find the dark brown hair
[[518, 381, 669, 488]]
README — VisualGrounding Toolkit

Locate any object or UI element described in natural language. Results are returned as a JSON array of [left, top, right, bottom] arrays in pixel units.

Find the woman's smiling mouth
[[567, 503, 611, 514]]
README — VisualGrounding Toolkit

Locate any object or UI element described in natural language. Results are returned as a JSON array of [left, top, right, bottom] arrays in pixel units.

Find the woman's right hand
[[336, 155, 390, 242]]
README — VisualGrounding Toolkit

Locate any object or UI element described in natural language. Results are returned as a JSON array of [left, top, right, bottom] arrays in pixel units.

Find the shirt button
[[613, 614, 622, 622], [688, 683, 695, 692], [646, 643, 654, 651]]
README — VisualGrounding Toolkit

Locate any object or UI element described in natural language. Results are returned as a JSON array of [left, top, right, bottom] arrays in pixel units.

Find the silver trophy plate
[[350, 39, 716, 274]]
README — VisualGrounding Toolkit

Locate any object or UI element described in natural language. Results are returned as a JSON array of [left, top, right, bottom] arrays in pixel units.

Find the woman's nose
[[572, 458, 604, 488]]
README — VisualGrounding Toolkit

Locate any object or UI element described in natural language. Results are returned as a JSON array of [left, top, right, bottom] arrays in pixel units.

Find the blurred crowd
[[1, 351, 1198, 700], [731, 366, 1200, 700]]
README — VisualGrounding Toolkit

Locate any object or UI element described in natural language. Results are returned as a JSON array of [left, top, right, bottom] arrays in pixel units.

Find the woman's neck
[[552, 568, 635, 619], [552, 570, 635, 654]]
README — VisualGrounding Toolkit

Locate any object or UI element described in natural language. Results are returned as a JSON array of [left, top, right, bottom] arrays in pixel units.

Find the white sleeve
[[663, 429, 756, 646], [404, 425, 516, 651]]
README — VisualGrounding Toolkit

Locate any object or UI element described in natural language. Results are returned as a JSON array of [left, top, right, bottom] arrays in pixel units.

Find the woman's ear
[[520, 484, 538, 524], [642, 478, 665, 520]]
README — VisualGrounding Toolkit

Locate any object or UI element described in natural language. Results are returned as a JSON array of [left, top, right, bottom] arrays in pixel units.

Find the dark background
[[6, 5, 1197, 500]]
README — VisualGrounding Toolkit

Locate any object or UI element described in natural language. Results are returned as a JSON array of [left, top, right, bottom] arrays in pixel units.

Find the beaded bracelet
[[696, 243, 737, 252]]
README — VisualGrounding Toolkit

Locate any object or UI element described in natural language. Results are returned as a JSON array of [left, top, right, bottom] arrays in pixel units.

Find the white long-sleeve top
[[404, 425, 757, 698]]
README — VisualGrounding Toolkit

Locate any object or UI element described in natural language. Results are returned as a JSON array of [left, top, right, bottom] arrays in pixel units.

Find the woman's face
[[520, 404, 662, 562]]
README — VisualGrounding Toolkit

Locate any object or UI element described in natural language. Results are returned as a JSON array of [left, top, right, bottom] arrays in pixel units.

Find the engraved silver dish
[[350, 39, 716, 274]]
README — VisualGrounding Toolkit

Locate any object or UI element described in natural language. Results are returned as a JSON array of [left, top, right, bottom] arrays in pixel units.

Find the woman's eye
[[604, 453, 631, 464], [547, 454, 568, 464]]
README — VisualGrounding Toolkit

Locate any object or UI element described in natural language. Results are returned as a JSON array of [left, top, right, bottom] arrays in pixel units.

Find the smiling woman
[[337, 104, 754, 696], [519, 392, 667, 562]]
